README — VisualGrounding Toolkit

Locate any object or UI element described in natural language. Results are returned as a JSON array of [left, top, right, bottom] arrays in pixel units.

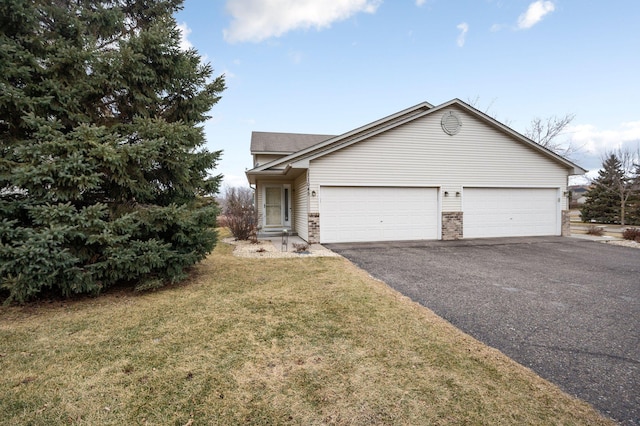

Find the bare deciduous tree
[[465, 97, 580, 159], [464, 96, 512, 126], [524, 114, 580, 159], [220, 186, 257, 240]]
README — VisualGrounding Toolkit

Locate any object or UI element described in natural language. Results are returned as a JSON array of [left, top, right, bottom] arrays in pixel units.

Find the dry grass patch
[[0, 234, 613, 425]]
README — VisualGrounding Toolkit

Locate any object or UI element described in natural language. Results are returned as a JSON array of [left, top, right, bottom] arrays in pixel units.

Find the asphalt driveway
[[327, 237, 639, 425]]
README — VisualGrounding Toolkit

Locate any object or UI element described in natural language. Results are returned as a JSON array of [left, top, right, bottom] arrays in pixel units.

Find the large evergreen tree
[[580, 154, 631, 224], [0, 0, 225, 303]]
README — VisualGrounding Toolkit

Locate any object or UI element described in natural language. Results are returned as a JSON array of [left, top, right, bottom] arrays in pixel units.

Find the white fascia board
[[251, 151, 293, 155], [245, 168, 287, 185], [246, 168, 286, 175], [245, 165, 291, 177]]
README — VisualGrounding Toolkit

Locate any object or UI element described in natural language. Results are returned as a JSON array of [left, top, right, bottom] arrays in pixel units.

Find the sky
[[174, 0, 640, 188]]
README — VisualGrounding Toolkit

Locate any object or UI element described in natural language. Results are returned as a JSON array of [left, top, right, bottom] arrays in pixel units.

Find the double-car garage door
[[464, 188, 559, 238], [319, 186, 559, 243], [320, 187, 438, 243]]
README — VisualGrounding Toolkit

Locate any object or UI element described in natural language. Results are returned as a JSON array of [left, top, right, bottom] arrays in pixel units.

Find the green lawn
[[0, 235, 613, 425]]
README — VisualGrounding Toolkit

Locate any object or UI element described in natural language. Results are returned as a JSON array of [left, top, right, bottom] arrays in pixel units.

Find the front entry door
[[264, 185, 291, 228]]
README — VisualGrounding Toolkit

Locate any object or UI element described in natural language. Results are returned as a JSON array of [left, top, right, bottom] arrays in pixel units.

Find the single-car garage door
[[320, 187, 438, 243], [464, 188, 559, 238]]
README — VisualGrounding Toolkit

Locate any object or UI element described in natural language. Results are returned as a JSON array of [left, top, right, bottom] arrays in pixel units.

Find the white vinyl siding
[[464, 188, 560, 238], [309, 106, 568, 214], [255, 183, 263, 226], [294, 172, 308, 241], [319, 187, 438, 243]]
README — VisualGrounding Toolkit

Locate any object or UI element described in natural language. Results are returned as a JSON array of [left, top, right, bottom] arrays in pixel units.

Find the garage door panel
[[320, 187, 438, 243], [464, 188, 558, 238]]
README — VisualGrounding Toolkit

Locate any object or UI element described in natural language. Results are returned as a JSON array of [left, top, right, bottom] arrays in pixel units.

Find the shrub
[[622, 228, 640, 241], [586, 225, 604, 236], [216, 214, 230, 228], [222, 187, 257, 240]]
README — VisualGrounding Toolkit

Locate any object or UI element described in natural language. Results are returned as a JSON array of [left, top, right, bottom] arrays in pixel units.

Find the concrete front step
[[257, 231, 298, 238]]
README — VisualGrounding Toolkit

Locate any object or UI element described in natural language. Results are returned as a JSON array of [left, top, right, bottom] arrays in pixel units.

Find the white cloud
[[223, 0, 382, 43], [569, 121, 640, 156], [177, 22, 194, 50], [517, 1, 555, 29], [558, 121, 640, 175], [456, 22, 469, 47], [415, 0, 427, 6], [288, 50, 304, 64], [490, 23, 504, 32], [221, 69, 236, 79]]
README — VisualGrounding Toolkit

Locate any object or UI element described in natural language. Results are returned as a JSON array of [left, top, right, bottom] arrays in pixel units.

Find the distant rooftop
[[251, 131, 335, 153]]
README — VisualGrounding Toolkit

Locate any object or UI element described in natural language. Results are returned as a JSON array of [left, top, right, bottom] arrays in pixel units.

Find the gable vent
[[441, 111, 462, 135]]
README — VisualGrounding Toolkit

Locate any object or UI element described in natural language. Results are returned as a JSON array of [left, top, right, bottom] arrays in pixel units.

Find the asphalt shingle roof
[[250, 131, 335, 153]]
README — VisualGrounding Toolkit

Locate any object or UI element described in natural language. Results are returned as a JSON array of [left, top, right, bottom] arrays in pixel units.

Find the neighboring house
[[246, 99, 586, 244], [568, 185, 590, 206]]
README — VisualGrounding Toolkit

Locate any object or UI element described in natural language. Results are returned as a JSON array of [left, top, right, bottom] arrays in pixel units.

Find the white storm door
[[264, 186, 282, 227], [264, 185, 291, 228]]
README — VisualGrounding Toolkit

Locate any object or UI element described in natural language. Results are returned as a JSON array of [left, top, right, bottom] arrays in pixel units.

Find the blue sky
[[174, 0, 640, 188]]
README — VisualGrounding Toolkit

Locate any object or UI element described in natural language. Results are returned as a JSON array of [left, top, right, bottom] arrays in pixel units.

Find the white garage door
[[319, 187, 438, 243], [464, 188, 559, 238]]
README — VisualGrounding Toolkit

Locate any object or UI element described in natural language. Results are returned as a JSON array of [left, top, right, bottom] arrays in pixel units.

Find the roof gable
[[247, 99, 586, 179], [441, 99, 586, 174]]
